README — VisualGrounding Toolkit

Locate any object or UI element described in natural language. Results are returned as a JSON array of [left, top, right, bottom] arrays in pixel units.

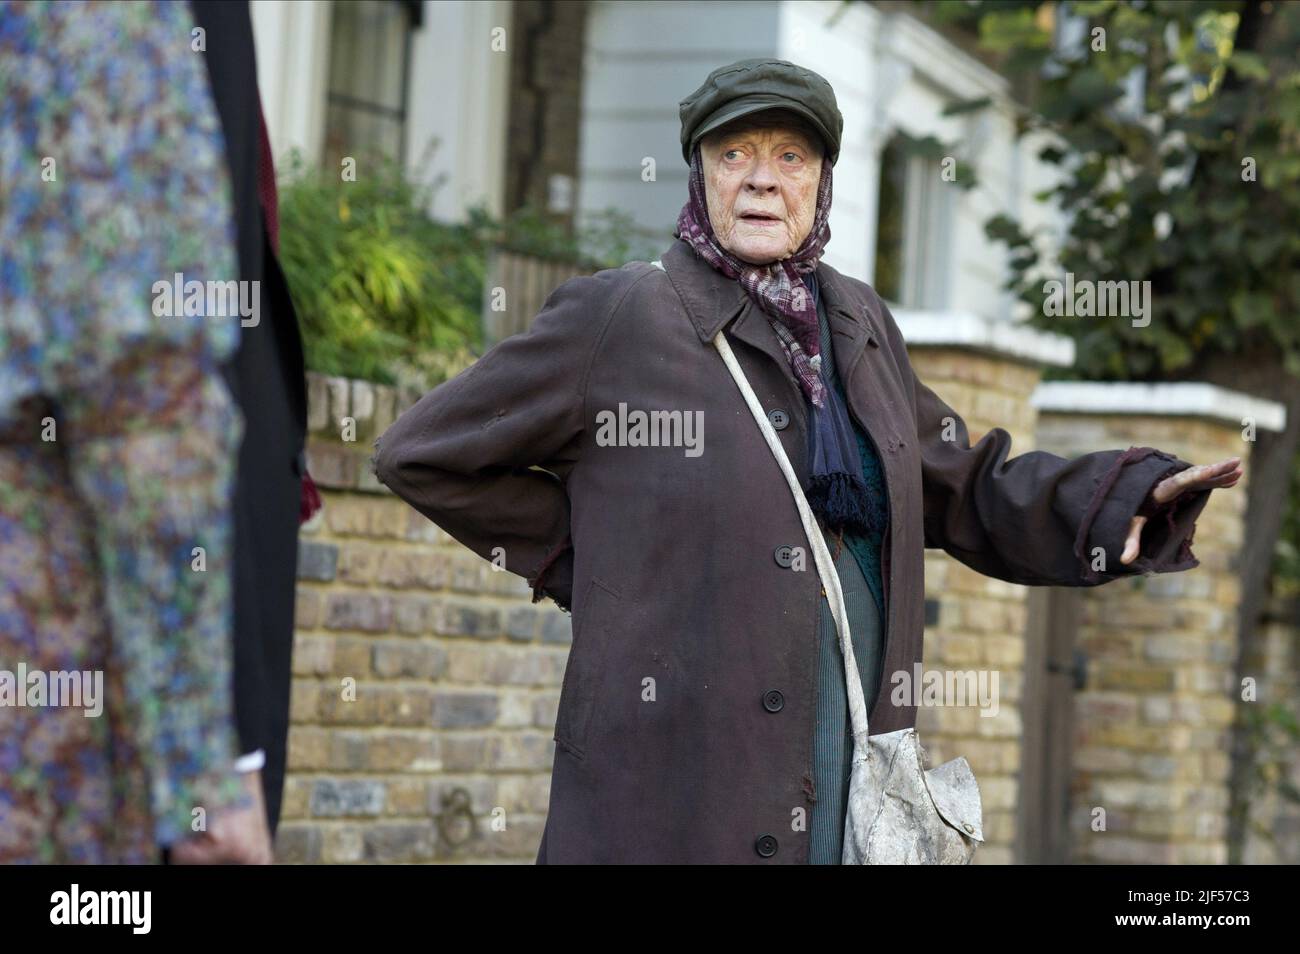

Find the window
[[873, 133, 951, 309], [322, 0, 420, 169], [874, 137, 907, 303]]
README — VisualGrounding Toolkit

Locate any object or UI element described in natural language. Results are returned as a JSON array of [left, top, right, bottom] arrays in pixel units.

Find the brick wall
[[275, 373, 572, 863], [906, 349, 1045, 865], [277, 359, 1285, 864], [1036, 411, 1250, 863], [897, 350, 1275, 865]]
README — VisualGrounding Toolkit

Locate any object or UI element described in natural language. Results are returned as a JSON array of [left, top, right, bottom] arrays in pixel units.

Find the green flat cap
[[679, 58, 843, 166]]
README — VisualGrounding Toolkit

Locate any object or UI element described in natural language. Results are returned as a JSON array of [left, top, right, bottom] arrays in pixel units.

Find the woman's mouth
[[739, 211, 781, 227]]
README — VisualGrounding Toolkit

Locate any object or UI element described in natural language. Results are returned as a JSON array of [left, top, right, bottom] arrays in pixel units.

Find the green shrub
[[277, 148, 665, 388], [277, 150, 485, 389]]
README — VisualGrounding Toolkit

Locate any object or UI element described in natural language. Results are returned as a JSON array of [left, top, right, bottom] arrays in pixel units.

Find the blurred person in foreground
[[0, 0, 266, 863]]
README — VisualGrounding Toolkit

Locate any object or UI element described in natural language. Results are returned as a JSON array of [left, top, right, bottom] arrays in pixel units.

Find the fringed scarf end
[[807, 472, 882, 537]]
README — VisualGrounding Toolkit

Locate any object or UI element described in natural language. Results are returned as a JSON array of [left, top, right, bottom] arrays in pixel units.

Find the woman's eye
[[783, 152, 802, 163], [724, 149, 741, 160]]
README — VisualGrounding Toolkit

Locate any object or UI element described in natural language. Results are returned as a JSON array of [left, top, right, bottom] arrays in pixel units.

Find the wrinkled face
[[700, 114, 824, 265]]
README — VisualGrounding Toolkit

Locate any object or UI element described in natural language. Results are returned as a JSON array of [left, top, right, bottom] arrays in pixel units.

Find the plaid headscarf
[[674, 142, 878, 538]]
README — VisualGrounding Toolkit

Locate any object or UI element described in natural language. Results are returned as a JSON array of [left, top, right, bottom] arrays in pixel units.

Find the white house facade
[[250, 0, 1064, 338]]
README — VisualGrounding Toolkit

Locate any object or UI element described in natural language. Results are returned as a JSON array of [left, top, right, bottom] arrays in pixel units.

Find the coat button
[[768, 408, 789, 430], [774, 545, 795, 568], [762, 689, 784, 712], [754, 834, 778, 858]]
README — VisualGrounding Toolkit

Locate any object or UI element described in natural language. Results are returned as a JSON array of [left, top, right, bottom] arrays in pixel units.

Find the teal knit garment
[[804, 271, 889, 864]]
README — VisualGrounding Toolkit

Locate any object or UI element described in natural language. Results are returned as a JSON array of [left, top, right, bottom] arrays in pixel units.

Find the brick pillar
[[1033, 382, 1284, 864], [905, 338, 1061, 865], [276, 373, 572, 863]]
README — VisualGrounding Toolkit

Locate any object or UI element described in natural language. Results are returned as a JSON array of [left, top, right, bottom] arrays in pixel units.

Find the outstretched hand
[[1119, 456, 1243, 565]]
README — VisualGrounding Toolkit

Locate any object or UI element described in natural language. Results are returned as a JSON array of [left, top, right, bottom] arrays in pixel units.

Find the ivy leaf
[[1230, 291, 1273, 330], [1229, 52, 1269, 82]]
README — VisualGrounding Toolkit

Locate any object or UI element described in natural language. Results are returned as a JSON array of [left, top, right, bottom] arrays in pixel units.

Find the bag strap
[[650, 258, 871, 745]]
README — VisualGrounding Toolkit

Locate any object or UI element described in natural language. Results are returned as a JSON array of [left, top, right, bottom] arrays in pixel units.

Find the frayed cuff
[[529, 534, 574, 613], [1074, 446, 1205, 583]]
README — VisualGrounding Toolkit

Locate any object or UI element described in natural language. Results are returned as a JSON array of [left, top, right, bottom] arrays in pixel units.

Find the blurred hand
[[171, 769, 273, 865], [1120, 456, 1243, 565]]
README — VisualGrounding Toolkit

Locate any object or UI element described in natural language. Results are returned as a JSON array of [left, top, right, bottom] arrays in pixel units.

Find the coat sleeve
[[371, 268, 642, 612], [875, 297, 1211, 587]]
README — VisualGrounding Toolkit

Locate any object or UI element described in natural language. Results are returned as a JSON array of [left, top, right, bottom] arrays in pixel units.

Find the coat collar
[[659, 238, 879, 390]]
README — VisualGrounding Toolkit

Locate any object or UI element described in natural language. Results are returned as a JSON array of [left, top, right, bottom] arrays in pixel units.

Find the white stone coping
[[1032, 381, 1287, 433], [892, 308, 1077, 368]]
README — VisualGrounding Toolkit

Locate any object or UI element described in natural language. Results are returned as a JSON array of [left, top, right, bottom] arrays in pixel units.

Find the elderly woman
[[373, 59, 1242, 864]]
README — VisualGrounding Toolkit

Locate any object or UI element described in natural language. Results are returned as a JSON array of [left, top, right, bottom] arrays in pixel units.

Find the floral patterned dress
[[0, 0, 247, 862]]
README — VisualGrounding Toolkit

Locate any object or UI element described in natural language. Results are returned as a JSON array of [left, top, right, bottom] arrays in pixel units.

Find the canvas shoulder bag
[[651, 258, 985, 864]]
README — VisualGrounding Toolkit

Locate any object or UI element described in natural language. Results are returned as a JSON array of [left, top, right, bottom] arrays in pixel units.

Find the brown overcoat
[[372, 237, 1210, 864]]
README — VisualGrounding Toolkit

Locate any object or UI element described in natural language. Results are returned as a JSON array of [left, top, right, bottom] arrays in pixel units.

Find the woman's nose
[[743, 157, 779, 191]]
